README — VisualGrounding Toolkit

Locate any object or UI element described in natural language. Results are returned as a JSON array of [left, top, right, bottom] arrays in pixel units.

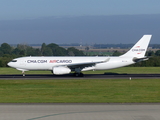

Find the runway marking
[[27, 110, 108, 120], [27, 109, 139, 120]]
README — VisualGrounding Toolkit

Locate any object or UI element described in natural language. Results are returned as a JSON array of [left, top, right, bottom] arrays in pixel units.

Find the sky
[[0, 0, 160, 44], [0, 0, 160, 20]]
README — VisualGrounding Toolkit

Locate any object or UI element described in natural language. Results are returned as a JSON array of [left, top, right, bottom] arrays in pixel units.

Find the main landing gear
[[73, 68, 84, 77], [73, 72, 84, 77]]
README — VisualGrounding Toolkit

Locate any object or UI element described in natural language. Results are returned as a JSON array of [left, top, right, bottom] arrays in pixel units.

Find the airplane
[[7, 35, 152, 77]]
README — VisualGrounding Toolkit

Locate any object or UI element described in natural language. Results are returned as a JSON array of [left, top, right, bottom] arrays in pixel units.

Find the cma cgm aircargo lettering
[[27, 60, 72, 63], [7, 35, 152, 76], [132, 49, 145, 51], [27, 60, 47, 63], [49, 60, 72, 63]]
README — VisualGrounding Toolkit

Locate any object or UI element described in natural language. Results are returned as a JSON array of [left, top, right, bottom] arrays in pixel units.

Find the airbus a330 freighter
[[8, 35, 152, 76]]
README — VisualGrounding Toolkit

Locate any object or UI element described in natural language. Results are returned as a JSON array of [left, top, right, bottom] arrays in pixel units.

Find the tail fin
[[120, 35, 152, 58]]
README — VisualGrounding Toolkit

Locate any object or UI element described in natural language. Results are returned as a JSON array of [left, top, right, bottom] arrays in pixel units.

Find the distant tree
[[112, 50, 122, 56], [16, 44, 29, 55], [34, 49, 41, 56], [46, 43, 67, 56], [0, 57, 12, 67], [146, 51, 155, 56], [54, 47, 67, 56], [0, 51, 3, 57], [67, 47, 84, 56], [0, 43, 12, 54], [155, 50, 160, 56], [12, 48, 21, 55], [17, 44, 28, 50], [42, 47, 53, 56], [26, 47, 35, 56], [47, 43, 59, 49], [19, 50, 26, 56], [41, 43, 46, 55], [85, 46, 89, 51], [68, 51, 75, 56], [0, 59, 3, 67]]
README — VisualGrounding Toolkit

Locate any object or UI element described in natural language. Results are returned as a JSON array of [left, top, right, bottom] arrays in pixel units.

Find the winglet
[[120, 35, 152, 58]]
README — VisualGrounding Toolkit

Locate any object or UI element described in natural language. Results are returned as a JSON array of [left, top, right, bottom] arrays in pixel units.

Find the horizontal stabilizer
[[133, 57, 149, 63]]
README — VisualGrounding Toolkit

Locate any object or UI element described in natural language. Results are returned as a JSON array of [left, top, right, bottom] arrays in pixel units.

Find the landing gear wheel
[[74, 73, 84, 77], [22, 71, 25, 76]]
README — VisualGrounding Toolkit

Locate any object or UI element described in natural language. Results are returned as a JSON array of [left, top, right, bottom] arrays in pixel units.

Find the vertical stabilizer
[[120, 35, 152, 58]]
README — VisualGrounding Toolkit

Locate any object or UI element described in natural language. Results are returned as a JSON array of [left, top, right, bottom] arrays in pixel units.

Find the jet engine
[[52, 66, 71, 75]]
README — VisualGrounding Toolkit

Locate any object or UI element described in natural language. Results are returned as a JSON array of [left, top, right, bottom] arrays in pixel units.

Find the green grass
[[1, 67, 160, 75], [0, 67, 51, 74], [0, 67, 160, 103], [85, 67, 160, 74], [0, 79, 160, 103]]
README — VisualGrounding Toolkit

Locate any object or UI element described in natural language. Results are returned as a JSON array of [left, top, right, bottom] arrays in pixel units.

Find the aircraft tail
[[120, 35, 152, 58]]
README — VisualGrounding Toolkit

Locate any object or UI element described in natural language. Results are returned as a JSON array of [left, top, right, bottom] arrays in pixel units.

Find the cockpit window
[[11, 60, 17, 62]]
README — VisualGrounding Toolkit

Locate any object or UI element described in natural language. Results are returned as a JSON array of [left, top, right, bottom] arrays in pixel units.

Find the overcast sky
[[0, 0, 160, 44], [0, 0, 160, 20]]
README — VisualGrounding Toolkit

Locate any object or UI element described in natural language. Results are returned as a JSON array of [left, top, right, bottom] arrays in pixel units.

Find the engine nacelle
[[52, 66, 71, 75]]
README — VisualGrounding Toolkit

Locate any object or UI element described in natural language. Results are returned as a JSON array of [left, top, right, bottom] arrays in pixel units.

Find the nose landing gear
[[22, 71, 25, 76]]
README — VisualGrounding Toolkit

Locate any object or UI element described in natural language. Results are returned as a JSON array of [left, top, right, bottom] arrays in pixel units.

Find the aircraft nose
[[7, 59, 18, 67], [7, 62, 11, 67], [7, 62, 14, 67]]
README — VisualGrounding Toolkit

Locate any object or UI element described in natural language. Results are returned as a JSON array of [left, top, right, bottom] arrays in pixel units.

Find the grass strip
[[1, 67, 160, 75], [0, 79, 159, 103]]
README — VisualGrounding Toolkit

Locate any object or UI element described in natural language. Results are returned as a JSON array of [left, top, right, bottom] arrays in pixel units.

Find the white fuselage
[[8, 56, 134, 72]]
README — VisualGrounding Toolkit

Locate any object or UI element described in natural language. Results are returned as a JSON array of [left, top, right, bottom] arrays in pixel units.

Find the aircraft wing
[[66, 58, 110, 70]]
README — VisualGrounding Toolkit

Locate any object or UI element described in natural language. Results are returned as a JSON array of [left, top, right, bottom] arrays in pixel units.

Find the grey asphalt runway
[[0, 73, 160, 79], [0, 103, 160, 120]]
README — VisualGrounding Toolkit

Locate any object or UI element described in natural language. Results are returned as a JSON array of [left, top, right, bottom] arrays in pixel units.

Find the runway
[[0, 103, 160, 120], [0, 73, 160, 79]]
